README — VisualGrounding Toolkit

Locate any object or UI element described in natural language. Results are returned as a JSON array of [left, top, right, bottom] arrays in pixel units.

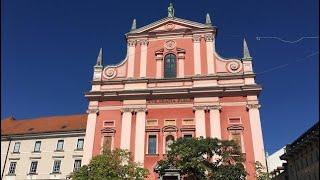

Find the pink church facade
[[83, 7, 266, 180]]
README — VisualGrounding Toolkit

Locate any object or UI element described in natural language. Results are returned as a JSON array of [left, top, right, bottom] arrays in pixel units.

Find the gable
[[126, 17, 213, 35]]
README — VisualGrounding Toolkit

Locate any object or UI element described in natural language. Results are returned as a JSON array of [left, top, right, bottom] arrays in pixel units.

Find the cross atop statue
[[168, 3, 175, 17]]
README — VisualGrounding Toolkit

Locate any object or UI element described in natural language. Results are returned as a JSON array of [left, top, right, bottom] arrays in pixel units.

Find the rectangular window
[[34, 141, 41, 152], [13, 142, 21, 153], [182, 119, 195, 125], [231, 132, 242, 150], [73, 160, 82, 172], [229, 118, 241, 124], [52, 160, 61, 173], [183, 134, 193, 139], [103, 136, 112, 151], [164, 119, 176, 126], [146, 120, 158, 126], [148, 135, 157, 154], [8, 162, 17, 175], [76, 139, 84, 150], [56, 140, 64, 151], [103, 121, 115, 127], [29, 161, 38, 174]]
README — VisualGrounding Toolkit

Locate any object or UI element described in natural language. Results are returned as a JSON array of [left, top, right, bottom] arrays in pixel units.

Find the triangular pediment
[[127, 17, 212, 35]]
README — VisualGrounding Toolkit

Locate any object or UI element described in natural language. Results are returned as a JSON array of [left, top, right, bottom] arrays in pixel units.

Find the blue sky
[[1, 0, 319, 154]]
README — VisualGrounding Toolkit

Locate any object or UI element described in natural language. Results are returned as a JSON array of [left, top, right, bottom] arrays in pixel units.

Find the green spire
[[95, 48, 103, 67], [205, 13, 212, 25], [243, 38, 252, 60], [131, 19, 136, 30]]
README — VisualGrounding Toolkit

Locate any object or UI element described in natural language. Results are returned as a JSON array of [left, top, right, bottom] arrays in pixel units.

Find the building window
[[29, 161, 38, 174], [146, 120, 158, 126], [56, 140, 64, 151], [52, 160, 61, 173], [148, 135, 157, 154], [103, 121, 115, 127], [164, 53, 176, 78], [228, 117, 241, 124], [34, 141, 41, 152], [8, 162, 17, 175], [103, 136, 112, 151], [164, 119, 176, 126], [13, 142, 21, 153], [230, 132, 242, 150], [183, 134, 193, 139], [182, 119, 195, 126], [165, 135, 175, 153], [76, 139, 84, 150], [73, 160, 82, 172]]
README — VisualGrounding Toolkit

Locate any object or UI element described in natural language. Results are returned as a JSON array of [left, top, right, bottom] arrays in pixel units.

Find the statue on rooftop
[[168, 3, 174, 17]]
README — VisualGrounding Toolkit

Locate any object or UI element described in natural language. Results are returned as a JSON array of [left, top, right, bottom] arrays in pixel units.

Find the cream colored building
[[1, 114, 87, 180]]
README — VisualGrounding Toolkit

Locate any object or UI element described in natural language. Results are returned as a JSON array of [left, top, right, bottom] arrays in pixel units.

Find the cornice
[[91, 73, 256, 85], [1, 130, 86, 141], [85, 84, 262, 101]]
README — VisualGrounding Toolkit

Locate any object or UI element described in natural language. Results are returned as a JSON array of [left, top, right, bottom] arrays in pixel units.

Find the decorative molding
[[193, 105, 207, 111], [103, 67, 117, 79], [192, 35, 201, 42], [164, 40, 176, 50], [246, 104, 261, 110], [165, 23, 175, 31], [208, 105, 222, 111], [121, 107, 147, 113], [204, 34, 214, 42], [226, 61, 242, 73], [86, 109, 99, 114], [127, 40, 137, 46], [139, 39, 149, 46]]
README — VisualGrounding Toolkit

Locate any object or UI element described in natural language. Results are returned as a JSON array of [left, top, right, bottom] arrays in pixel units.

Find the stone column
[[139, 40, 148, 78], [177, 54, 185, 78], [208, 105, 222, 139], [204, 34, 215, 74], [134, 108, 147, 165], [120, 108, 133, 150], [192, 35, 202, 75], [194, 106, 206, 138], [83, 107, 99, 165], [127, 40, 137, 78], [247, 104, 266, 167]]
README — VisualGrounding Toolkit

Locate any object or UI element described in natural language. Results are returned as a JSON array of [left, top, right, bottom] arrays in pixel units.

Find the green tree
[[156, 137, 247, 180], [71, 148, 149, 180], [255, 161, 270, 180]]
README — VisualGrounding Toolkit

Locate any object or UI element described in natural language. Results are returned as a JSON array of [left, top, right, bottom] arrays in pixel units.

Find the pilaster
[[204, 34, 215, 74], [120, 108, 133, 150], [127, 40, 137, 78], [192, 35, 202, 75], [139, 39, 148, 78], [208, 105, 222, 139], [193, 105, 206, 138], [134, 108, 147, 165]]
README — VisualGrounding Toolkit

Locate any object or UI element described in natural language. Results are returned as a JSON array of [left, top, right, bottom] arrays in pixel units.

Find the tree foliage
[[255, 161, 270, 180], [71, 148, 149, 180], [156, 137, 247, 180]]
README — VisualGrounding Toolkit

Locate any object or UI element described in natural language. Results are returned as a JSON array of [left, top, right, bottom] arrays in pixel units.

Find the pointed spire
[[243, 38, 252, 60], [205, 13, 212, 25], [95, 48, 103, 67], [131, 19, 136, 30]]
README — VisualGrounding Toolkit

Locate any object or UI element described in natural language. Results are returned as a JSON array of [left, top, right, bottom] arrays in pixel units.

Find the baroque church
[[82, 4, 266, 180]]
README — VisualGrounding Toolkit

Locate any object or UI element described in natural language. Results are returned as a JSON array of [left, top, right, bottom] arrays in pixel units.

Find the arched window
[[165, 135, 175, 153], [164, 54, 176, 78]]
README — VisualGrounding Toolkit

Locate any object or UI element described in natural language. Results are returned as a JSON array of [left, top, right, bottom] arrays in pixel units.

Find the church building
[[83, 4, 266, 180]]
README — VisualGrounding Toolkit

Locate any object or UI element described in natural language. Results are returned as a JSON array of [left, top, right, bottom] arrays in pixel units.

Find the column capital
[[127, 40, 137, 46], [193, 105, 207, 111], [204, 34, 214, 42], [192, 35, 201, 43], [121, 107, 134, 113], [139, 39, 149, 46], [86, 109, 99, 114], [135, 107, 148, 113], [208, 105, 222, 111], [246, 104, 261, 110]]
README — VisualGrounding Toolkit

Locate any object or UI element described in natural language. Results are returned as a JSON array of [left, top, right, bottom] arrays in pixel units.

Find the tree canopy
[[156, 137, 247, 180], [71, 148, 149, 180]]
